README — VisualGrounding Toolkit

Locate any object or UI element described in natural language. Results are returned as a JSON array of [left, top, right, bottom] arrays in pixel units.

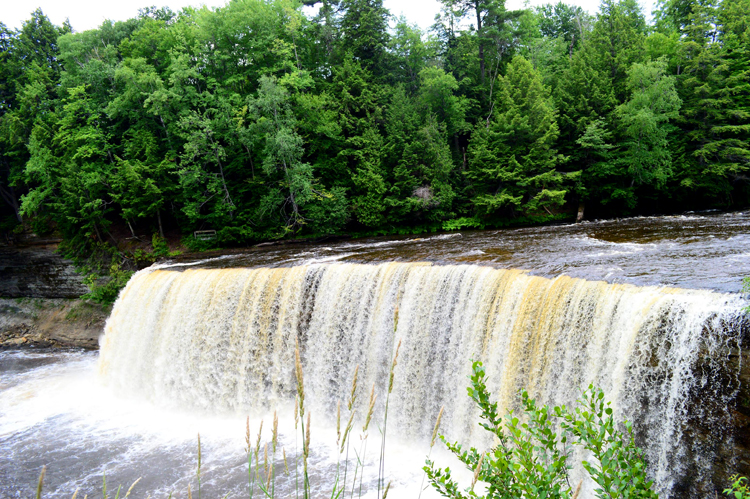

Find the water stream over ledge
[[2, 212, 750, 499]]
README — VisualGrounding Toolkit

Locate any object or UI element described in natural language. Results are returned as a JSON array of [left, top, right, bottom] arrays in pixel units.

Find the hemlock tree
[[465, 56, 575, 218]]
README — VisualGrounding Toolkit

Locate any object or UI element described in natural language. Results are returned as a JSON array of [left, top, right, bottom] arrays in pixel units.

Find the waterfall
[[99, 262, 747, 497]]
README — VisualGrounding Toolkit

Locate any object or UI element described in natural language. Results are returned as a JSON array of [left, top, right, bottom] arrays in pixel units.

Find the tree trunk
[[127, 219, 137, 239], [157, 208, 165, 239], [576, 201, 585, 223], [476, 0, 485, 85]]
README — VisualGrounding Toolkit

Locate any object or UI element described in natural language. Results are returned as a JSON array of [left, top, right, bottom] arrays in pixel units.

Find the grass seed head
[[197, 433, 201, 477], [245, 416, 251, 454], [125, 478, 141, 498], [348, 365, 359, 411], [304, 412, 311, 458], [294, 396, 299, 429], [431, 406, 445, 448], [255, 420, 263, 455], [295, 339, 305, 416], [388, 340, 401, 393], [363, 385, 377, 432], [272, 411, 278, 452], [35, 466, 45, 499], [382, 481, 392, 499], [471, 453, 485, 491], [572, 479, 583, 499]]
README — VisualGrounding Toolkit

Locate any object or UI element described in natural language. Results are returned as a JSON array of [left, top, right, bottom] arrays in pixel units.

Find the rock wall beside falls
[[99, 262, 749, 498], [0, 242, 87, 299]]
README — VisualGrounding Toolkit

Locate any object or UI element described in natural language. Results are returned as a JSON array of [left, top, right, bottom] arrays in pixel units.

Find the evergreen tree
[[466, 56, 574, 217]]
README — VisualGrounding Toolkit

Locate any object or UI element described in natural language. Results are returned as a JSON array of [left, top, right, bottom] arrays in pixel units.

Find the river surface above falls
[[184, 210, 750, 293]]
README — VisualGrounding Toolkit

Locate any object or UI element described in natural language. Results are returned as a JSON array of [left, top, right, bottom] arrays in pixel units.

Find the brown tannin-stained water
[[1, 211, 749, 499], [192, 211, 750, 293]]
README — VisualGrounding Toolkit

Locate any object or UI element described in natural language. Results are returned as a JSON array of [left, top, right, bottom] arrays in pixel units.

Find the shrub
[[726, 475, 750, 498], [425, 361, 658, 499]]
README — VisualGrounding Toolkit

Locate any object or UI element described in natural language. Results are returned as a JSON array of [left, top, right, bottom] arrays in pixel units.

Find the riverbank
[[0, 298, 109, 349]]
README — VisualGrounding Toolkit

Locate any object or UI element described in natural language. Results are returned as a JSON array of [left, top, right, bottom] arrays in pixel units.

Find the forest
[[0, 0, 749, 258]]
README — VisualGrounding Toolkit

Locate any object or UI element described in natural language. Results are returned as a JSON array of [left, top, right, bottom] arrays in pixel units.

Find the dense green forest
[[1, 0, 749, 257]]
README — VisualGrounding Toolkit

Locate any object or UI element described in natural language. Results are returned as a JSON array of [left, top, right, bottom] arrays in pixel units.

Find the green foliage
[[82, 261, 134, 305], [726, 475, 750, 498], [466, 56, 575, 218], [443, 217, 485, 231], [0, 0, 748, 265], [425, 361, 658, 499]]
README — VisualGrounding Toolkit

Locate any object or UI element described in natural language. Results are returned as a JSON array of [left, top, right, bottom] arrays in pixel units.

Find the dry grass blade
[[388, 340, 402, 393], [197, 433, 201, 477], [124, 478, 141, 498], [187, 484, 192, 499], [294, 395, 299, 429], [304, 413, 311, 459], [255, 420, 264, 455], [348, 365, 359, 411], [470, 453, 485, 491], [431, 406, 445, 448], [272, 411, 279, 452], [71, 489, 79, 499], [341, 410, 355, 453], [382, 481, 392, 499], [295, 339, 305, 417], [245, 416, 251, 455], [36, 466, 46, 499], [363, 384, 377, 432], [571, 479, 583, 499]]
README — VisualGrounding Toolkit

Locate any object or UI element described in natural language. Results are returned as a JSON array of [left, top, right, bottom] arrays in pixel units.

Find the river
[[1, 211, 749, 499]]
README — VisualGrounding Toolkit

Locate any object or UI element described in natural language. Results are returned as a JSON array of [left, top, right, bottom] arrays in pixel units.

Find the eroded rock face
[[0, 243, 87, 299], [0, 298, 109, 349]]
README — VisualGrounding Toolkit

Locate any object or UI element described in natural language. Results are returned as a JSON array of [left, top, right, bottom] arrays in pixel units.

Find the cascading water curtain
[[99, 262, 748, 498]]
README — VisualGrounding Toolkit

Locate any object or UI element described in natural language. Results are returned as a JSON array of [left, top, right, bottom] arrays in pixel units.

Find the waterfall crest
[[99, 262, 747, 497]]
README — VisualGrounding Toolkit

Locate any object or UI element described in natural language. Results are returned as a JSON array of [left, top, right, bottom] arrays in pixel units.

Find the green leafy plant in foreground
[[726, 475, 750, 499], [425, 361, 658, 499]]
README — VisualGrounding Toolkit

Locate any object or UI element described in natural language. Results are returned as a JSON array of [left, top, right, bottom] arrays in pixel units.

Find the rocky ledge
[[0, 298, 110, 350]]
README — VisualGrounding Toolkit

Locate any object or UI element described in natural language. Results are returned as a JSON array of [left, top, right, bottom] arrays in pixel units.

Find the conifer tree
[[466, 56, 574, 217]]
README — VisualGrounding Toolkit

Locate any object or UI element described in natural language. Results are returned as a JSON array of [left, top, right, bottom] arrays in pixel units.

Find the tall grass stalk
[[377, 338, 401, 499], [295, 340, 310, 499], [36, 466, 46, 499], [339, 366, 359, 499], [124, 478, 141, 498], [351, 385, 377, 499], [196, 433, 202, 499], [295, 395, 299, 499]]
